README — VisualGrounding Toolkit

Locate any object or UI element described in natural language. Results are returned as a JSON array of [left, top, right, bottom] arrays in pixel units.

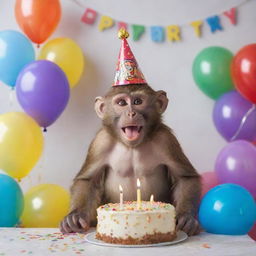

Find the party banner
[[72, 0, 250, 43]]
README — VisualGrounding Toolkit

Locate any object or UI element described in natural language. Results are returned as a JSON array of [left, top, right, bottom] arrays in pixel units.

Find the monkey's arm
[[162, 126, 201, 235], [60, 129, 113, 233]]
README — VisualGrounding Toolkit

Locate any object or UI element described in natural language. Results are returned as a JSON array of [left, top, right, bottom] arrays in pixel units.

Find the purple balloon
[[16, 60, 70, 129], [213, 90, 256, 142], [215, 140, 256, 197]]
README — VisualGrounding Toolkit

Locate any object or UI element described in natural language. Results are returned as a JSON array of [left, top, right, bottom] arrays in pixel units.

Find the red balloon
[[232, 44, 256, 103]]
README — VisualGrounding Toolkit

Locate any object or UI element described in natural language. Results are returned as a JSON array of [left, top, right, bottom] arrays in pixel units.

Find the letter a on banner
[[81, 8, 97, 24]]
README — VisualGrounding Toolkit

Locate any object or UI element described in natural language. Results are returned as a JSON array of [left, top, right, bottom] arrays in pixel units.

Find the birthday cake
[[95, 201, 176, 245]]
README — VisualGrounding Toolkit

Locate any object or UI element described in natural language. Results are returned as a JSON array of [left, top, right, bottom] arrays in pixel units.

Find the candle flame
[[150, 194, 154, 202], [137, 178, 141, 188], [119, 185, 123, 192]]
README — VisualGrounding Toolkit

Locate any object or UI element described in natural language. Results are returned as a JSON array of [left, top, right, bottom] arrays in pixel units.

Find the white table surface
[[0, 228, 255, 256]]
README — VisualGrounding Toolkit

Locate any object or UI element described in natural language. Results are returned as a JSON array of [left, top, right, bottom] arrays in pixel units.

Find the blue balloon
[[0, 30, 35, 88], [199, 183, 256, 235], [0, 173, 24, 227]]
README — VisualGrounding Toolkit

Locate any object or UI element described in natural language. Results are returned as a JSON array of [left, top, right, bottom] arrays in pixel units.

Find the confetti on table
[[0, 228, 255, 256], [0, 228, 88, 255], [202, 243, 211, 248]]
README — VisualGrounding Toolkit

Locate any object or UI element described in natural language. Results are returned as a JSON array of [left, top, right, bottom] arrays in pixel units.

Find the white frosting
[[96, 201, 176, 239]]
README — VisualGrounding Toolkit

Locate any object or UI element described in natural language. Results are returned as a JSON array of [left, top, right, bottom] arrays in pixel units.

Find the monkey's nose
[[128, 111, 136, 118]]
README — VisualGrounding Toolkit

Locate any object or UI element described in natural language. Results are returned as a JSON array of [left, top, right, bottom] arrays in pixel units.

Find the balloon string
[[37, 173, 42, 184], [9, 88, 15, 108], [230, 104, 256, 141], [28, 174, 33, 189], [37, 130, 47, 184]]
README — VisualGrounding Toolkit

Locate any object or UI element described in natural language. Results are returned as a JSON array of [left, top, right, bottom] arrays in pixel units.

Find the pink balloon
[[248, 197, 256, 241], [248, 222, 256, 241], [201, 171, 220, 197]]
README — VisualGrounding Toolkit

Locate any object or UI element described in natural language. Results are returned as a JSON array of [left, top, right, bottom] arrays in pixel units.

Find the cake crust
[[95, 231, 177, 245]]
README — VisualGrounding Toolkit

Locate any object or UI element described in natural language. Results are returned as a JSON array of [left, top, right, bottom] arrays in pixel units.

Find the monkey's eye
[[117, 99, 127, 106], [134, 98, 143, 105]]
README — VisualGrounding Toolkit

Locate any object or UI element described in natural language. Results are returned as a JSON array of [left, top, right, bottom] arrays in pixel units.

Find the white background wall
[[0, 0, 255, 192]]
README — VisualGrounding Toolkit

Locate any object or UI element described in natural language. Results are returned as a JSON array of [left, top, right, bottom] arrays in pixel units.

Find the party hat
[[113, 28, 147, 86]]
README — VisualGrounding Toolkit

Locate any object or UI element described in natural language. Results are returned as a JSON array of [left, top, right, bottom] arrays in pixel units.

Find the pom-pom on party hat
[[113, 28, 147, 86]]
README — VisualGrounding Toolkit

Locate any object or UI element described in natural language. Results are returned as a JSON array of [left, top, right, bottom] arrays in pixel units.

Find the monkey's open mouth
[[121, 126, 143, 141]]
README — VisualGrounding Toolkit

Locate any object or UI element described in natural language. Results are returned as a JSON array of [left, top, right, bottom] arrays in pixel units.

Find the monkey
[[60, 83, 201, 236]]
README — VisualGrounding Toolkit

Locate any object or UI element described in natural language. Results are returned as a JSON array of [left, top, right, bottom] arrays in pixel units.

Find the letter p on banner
[[98, 16, 114, 31]]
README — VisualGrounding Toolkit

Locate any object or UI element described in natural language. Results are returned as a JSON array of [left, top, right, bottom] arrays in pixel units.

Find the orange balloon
[[15, 0, 61, 45]]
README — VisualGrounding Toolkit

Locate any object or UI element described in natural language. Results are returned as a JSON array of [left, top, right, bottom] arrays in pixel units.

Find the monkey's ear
[[95, 96, 105, 119], [156, 90, 169, 114]]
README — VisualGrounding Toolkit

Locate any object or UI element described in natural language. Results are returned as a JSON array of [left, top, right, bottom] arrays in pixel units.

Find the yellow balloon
[[21, 184, 70, 227], [0, 112, 43, 180], [38, 37, 84, 88]]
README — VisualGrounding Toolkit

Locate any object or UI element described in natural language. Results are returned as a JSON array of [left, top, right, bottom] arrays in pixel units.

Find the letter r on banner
[[166, 25, 181, 41]]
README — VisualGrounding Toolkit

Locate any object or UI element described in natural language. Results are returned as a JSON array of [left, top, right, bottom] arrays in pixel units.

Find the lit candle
[[150, 194, 154, 206], [119, 185, 123, 210], [137, 179, 141, 210]]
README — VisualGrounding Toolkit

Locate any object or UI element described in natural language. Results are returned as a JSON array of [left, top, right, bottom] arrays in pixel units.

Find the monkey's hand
[[176, 213, 201, 236], [60, 209, 90, 234]]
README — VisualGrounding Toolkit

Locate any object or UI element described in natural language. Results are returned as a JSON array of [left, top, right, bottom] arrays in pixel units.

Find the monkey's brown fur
[[60, 84, 201, 236]]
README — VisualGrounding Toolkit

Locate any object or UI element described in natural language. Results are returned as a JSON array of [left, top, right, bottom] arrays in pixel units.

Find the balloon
[[199, 183, 256, 235], [15, 0, 61, 45], [248, 223, 256, 241], [201, 171, 219, 197], [213, 90, 256, 142], [0, 112, 43, 180], [0, 173, 24, 227], [0, 30, 35, 88], [38, 38, 84, 88], [21, 184, 70, 227], [215, 140, 256, 197], [16, 60, 70, 129], [231, 44, 256, 104], [192, 46, 234, 99]]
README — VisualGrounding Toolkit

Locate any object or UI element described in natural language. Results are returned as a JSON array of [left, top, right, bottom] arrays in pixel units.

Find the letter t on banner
[[81, 8, 97, 24], [190, 20, 203, 37]]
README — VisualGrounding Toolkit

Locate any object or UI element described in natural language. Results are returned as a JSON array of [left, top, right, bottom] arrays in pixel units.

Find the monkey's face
[[95, 85, 169, 147], [111, 93, 147, 146]]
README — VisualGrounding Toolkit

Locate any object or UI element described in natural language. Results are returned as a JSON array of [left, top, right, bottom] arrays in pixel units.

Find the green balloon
[[192, 46, 234, 99]]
